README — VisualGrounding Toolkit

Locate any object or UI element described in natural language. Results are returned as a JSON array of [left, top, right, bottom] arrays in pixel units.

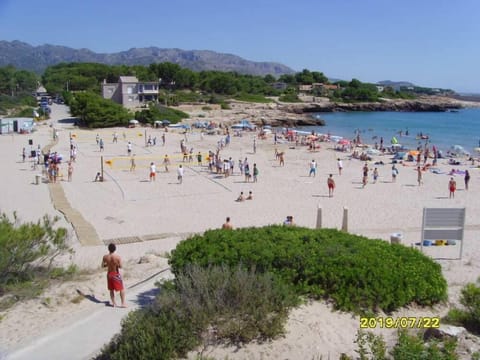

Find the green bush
[[351, 330, 458, 360], [445, 280, 480, 333], [11, 106, 35, 118], [355, 330, 387, 360], [390, 330, 458, 360], [97, 305, 198, 360], [0, 213, 70, 294], [0, 212, 73, 309], [97, 265, 297, 359], [169, 226, 447, 313], [171, 264, 298, 343]]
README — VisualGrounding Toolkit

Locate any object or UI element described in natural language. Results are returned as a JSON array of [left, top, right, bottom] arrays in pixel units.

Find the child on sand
[[236, 192, 245, 202], [94, 172, 103, 182], [392, 165, 399, 182]]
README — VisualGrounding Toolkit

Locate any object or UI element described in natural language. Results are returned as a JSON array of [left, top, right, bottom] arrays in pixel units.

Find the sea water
[[299, 108, 480, 154]]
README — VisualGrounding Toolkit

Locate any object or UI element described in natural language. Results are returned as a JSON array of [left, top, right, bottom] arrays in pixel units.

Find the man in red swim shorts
[[102, 243, 126, 307]]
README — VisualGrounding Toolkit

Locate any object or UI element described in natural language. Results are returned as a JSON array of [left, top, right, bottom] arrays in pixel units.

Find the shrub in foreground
[[350, 330, 458, 360], [96, 265, 297, 359], [445, 279, 480, 333], [169, 226, 448, 313], [0, 212, 71, 300]]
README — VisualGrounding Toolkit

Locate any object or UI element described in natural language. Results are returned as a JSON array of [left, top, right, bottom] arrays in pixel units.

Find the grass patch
[[233, 93, 272, 103], [444, 279, 480, 333]]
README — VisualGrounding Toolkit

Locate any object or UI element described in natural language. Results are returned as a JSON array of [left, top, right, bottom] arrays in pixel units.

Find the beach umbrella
[[338, 138, 350, 145], [129, 119, 139, 125]]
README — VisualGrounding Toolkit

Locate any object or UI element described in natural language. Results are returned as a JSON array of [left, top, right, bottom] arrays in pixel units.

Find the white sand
[[1, 103, 480, 358]]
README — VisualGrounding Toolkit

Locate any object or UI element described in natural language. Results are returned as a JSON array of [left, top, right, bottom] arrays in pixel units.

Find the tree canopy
[[68, 91, 132, 128]]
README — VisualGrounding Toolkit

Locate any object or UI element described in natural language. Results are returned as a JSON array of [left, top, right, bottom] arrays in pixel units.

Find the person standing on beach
[[197, 151, 202, 166], [99, 138, 104, 152], [102, 243, 126, 308], [373, 168, 379, 183], [149, 162, 156, 181], [253, 137, 257, 154], [130, 155, 136, 172], [127, 141, 132, 155], [327, 174, 335, 197], [309, 160, 317, 177], [22, 147, 26, 162], [161, 133, 166, 146], [392, 164, 399, 182], [253, 163, 259, 182], [163, 154, 171, 172], [279, 152, 285, 166], [177, 164, 184, 184], [449, 177, 457, 198], [244, 162, 251, 182], [67, 161, 73, 182], [337, 158, 343, 175], [417, 166, 423, 186], [362, 163, 369, 188], [465, 170, 471, 190]]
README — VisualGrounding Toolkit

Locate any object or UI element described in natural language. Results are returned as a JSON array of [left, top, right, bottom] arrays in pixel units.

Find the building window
[[127, 86, 134, 94]]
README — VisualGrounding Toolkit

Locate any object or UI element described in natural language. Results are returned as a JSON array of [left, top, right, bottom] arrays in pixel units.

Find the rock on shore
[[282, 96, 469, 114]]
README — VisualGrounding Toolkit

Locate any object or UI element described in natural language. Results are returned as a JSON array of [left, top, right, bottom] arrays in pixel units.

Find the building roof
[[119, 76, 139, 83]]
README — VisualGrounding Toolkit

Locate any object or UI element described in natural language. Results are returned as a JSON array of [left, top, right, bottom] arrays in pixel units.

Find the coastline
[[213, 96, 480, 129]]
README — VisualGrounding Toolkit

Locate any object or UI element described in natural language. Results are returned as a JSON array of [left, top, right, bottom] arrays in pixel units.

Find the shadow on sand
[[76, 289, 110, 307]]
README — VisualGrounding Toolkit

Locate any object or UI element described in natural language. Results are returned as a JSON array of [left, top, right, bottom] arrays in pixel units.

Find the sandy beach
[[1, 102, 480, 359]]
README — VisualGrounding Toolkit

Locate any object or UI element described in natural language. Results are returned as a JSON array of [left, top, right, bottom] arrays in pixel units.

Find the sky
[[0, 0, 479, 93]]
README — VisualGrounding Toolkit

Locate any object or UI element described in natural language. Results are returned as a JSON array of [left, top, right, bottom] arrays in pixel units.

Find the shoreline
[[190, 95, 480, 129]]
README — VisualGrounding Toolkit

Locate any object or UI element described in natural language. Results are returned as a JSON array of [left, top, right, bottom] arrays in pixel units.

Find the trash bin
[[35, 174, 41, 185], [390, 232, 403, 245]]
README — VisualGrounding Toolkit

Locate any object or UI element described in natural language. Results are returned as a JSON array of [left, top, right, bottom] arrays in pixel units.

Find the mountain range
[[0, 40, 295, 76]]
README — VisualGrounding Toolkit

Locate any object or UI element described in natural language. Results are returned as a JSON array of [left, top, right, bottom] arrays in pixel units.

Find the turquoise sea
[[300, 108, 480, 154]]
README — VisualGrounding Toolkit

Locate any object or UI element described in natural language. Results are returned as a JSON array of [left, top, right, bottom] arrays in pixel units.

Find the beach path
[[5, 267, 172, 360]]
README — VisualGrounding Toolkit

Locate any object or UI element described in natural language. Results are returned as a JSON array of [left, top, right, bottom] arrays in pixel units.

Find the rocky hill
[[0, 40, 295, 76]]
